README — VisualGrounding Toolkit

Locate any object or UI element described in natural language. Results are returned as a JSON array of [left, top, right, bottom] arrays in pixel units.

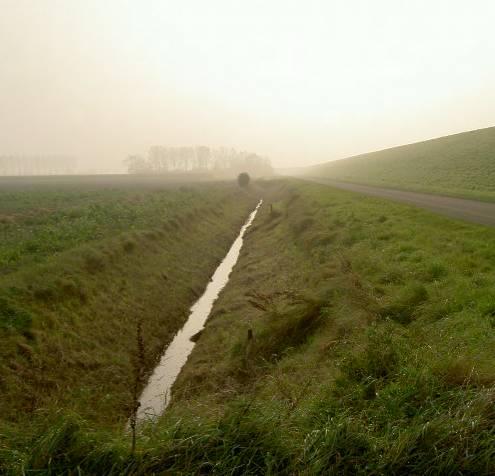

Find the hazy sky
[[1, 0, 494, 170]]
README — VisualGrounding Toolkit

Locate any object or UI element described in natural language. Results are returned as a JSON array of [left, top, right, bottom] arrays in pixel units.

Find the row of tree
[[0, 155, 77, 176], [124, 146, 272, 177]]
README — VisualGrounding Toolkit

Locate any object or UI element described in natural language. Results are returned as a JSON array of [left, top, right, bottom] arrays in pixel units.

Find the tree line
[[0, 155, 76, 176], [124, 146, 273, 177]]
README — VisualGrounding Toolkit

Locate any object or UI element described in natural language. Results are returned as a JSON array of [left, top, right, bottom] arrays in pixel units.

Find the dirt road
[[303, 177, 495, 227]]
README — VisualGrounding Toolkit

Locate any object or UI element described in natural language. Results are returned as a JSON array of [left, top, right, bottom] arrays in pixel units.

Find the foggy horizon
[[2, 0, 495, 172]]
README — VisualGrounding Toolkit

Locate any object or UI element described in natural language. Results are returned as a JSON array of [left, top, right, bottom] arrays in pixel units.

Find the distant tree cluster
[[124, 146, 273, 177], [0, 155, 76, 176]]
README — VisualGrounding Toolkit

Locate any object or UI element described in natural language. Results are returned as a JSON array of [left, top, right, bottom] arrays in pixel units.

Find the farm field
[[0, 176, 257, 446], [0, 175, 232, 273], [305, 126, 495, 201], [4, 1, 495, 473], [3, 178, 495, 474]]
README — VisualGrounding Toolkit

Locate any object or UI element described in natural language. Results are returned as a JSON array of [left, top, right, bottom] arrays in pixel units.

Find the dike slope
[[306, 126, 495, 201]]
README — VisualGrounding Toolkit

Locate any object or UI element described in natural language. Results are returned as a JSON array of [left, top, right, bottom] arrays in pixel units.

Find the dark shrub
[[237, 172, 250, 187]]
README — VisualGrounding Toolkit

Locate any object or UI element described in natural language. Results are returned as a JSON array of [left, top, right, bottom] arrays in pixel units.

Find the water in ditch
[[136, 199, 262, 422]]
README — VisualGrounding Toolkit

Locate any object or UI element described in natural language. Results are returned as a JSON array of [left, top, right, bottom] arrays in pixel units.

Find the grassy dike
[[3, 179, 495, 473], [0, 180, 258, 467], [307, 126, 495, 202]]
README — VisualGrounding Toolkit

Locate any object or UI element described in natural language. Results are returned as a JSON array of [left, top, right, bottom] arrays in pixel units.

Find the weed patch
[[0, 297, 32, 332], [378, 282, 428, 324]]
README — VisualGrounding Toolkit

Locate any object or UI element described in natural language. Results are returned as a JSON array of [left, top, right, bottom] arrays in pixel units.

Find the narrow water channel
[[136, 199, 263, 422]]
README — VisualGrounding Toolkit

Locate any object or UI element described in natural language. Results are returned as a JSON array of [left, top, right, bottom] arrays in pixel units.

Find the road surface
[[303, 177, 495, 227]]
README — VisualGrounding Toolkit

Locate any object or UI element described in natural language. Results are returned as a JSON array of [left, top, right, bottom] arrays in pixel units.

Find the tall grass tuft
[[129, 318, 145, 454]]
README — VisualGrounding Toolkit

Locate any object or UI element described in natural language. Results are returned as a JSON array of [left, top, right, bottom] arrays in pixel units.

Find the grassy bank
[[0, 176, 257, 438], [306, 126, 495, 201], [165, 179, 495, 473], [3, 178, 495, 473]]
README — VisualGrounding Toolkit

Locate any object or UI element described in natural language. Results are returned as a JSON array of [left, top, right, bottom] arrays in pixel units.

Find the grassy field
[[0, 176, 257, 444], [2, 178, 495, 473], [305, 126, 495, 201], [0, 175, 229, 273]]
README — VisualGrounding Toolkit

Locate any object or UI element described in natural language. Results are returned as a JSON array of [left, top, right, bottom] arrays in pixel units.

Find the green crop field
[[0, 175, 235, 273], [0, 175, 257, 452], [306, 126, 495, 201], [2, 178, 494, 474]]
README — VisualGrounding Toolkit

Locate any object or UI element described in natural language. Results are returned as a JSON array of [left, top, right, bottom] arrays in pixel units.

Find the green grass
[[163, 179, 495, 473], [306, 126, 495, 201], [0, 176, 257, 439], [2, 178, 495, 474], [0, 175, 232, 272]]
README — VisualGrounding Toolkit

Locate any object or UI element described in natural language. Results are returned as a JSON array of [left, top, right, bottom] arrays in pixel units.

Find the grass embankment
[[306, 126, 495, 201], [0, 177, 257, 445], [3, 179, 495, 474]]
